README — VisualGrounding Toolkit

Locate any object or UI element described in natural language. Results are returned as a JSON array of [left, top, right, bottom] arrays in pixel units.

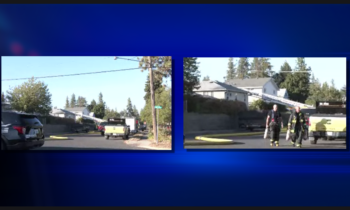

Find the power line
[[2, 67, 142, 81]]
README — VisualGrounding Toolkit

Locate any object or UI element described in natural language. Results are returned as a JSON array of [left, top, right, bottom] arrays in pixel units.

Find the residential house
[[65, 107, 90, 120], [50, 108, 76, 119], [193, 80, 249, 107], [225, 77, 279, 104], [277, 88, 289, 99]]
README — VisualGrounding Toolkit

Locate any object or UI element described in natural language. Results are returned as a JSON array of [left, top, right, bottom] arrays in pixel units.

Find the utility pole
[[148, 56, 158, 144]]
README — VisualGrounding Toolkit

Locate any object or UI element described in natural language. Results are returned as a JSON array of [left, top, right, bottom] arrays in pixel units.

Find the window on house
[[273, 90, 276, 94], [230, 93, 232, 96], [264, 88, 266, 93], [227, 97, 229, 100]]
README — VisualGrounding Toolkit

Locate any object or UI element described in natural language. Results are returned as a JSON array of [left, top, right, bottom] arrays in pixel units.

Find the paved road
[[33, 132, 151, 150], [185, 133, 347, 149]]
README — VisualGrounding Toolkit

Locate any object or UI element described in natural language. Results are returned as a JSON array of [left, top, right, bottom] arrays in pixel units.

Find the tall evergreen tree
[[225, 57, 236, 80], [203, 76, 210, 81], [126, 98, 134, 117], [183, 57, 201, 94], [236, 58, 250, 79], [98, 92, 104, 105], [341, 85, 346, 100], [250, 58, 273, 78], [280, 58, 311, 103], [70, 93, 76, 108], [133, 105, 140, 118], [144, 74, 163, 101], [272, 61, 293, 88], [65, 96, 70, 108]]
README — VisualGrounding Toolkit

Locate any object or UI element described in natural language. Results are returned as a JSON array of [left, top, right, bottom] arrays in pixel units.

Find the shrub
[[184, 95, 247, 116]]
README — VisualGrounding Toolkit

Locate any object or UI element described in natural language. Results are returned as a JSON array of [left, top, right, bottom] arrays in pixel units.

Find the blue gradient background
[[0, 4, 350, 206]]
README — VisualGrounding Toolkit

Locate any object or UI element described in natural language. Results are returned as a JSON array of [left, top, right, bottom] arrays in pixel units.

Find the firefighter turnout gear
[[267, 109, 282, 147], [288, 110, 307, 148]]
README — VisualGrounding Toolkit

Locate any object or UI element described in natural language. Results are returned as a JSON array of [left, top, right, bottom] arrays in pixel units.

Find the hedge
[[184, 95, 247, 116]]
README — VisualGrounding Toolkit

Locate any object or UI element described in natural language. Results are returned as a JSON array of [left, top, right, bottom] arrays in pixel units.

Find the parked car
[[1, 111, 45, 150], [97, 122, 108, 136]]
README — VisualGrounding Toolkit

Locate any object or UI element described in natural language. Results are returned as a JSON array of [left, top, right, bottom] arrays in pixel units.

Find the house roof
[[193, 80, 248, 93], [51, 108, 76, 115], [65, 107, 87, 112], [225, 77, 273, 88], [52, 109, 65, 114]]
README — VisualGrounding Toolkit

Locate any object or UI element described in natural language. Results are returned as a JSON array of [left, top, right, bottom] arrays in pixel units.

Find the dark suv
[[1, 111, 45, 150]]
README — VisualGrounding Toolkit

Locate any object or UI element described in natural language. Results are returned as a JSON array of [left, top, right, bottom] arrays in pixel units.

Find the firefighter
[[288, 106, 307, 148], [266, 104, 283, 147]]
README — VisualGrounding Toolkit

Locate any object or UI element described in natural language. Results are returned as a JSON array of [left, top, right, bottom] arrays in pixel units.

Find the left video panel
[[1, 56, 172, 151]]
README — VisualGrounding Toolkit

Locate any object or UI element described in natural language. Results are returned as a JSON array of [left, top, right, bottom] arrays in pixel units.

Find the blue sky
[[1, 56, 171, 113], [197, 57, 346, 90]]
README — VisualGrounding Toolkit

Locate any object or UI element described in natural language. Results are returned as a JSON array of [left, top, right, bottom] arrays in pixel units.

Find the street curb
[[198, 132, 264, 138], [195, 136, 233, 142], [48, 136, 70, 140], [184, 139, 235, 146], [198, 131, 288, 138]]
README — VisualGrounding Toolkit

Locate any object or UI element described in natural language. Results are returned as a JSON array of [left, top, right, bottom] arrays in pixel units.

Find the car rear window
[[20, 115, 42, 125], [1, 112, 21, 124]]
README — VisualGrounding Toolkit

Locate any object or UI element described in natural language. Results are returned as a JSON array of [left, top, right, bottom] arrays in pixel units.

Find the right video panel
[[183, 57, 347, 149]]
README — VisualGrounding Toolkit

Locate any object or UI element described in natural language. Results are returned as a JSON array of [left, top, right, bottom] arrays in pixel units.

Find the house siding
[[195, 90, 248, 108], [263, 81, 278, 96]]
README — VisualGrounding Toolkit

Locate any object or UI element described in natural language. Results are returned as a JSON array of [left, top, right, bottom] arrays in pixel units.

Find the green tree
[[328, 79, 343, 101], [138, 56, 172, 141], [133, 105, 140, 118], [280, 58, 311, 103], [6, 77, 52, 115], [141, 86, 171, 133], [87, 99, 97, 112], [1, 92, 5, 102], [92, 103, 105, 119], [119, 109, 127, 117], [225, 57, 236, 80], [126, 98, 134, 117], [98, 92, 104, 105], [65, 96, 70, 108], [183, 57, 201, 94], [70, 93, 76, 108], [144, 74, 163, 100], [236, 58, 250, 79], [103, 107, 120, 120], [305, 74, 322, 106], [203, 76, 210, 81], [341, 85, 346, 100], [272, 61, 293, 88], [250, 58, 273, 78], [76, 96, 87, 107]]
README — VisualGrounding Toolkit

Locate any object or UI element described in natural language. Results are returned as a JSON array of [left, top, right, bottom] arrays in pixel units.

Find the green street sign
[[155, 106, 162, 109]]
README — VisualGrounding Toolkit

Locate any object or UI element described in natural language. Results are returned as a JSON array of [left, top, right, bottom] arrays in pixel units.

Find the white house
[[193, 80, 249, 108], [277, 88, 289, 99], [65, 107, 90, 120], [225, 77, 279, 105], [50, 108, 76, 119]]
